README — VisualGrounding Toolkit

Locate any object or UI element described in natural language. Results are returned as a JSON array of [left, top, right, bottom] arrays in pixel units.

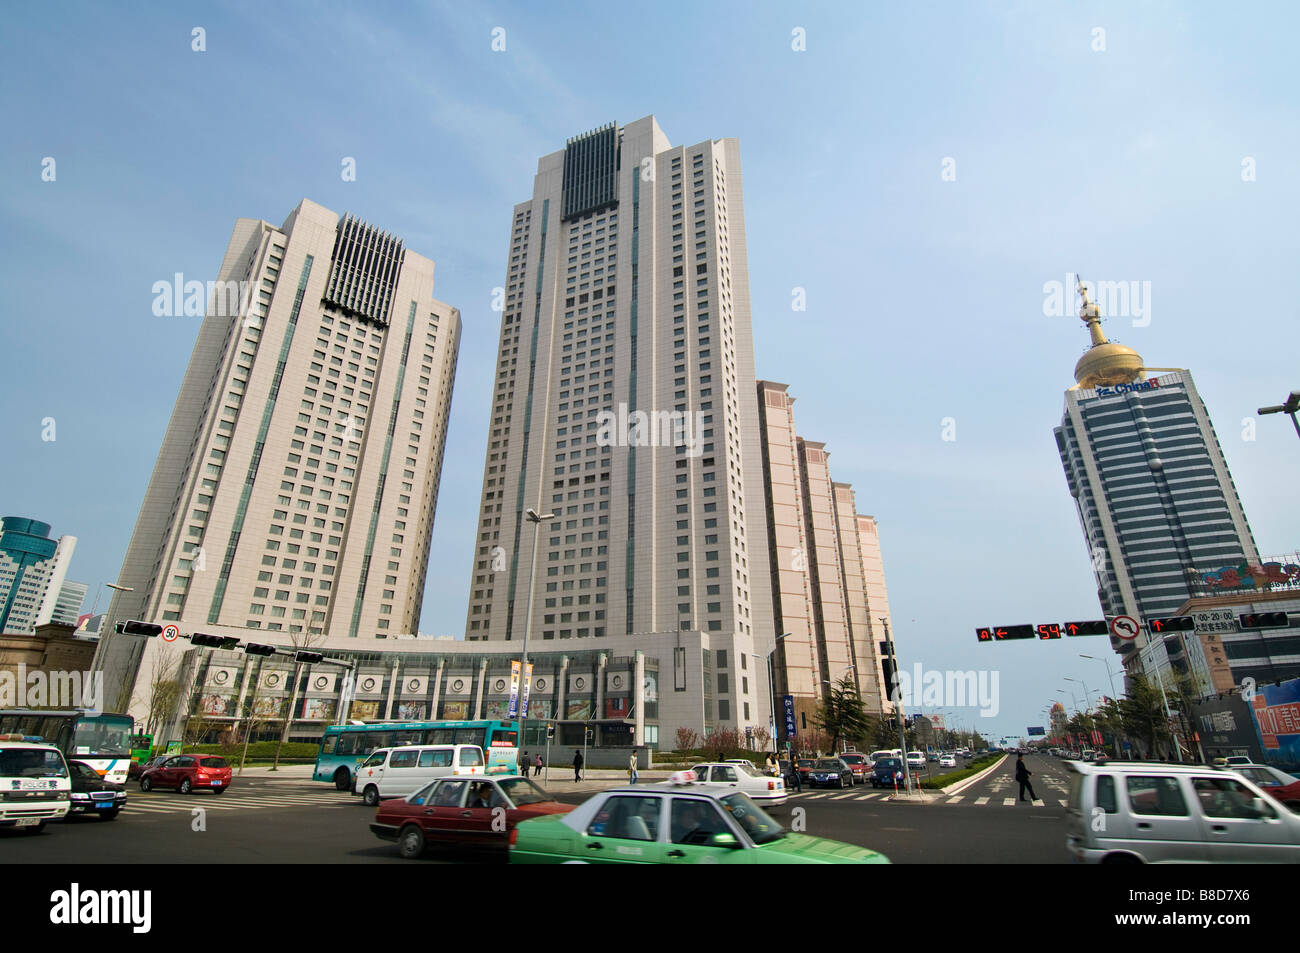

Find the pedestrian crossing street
[[121, 787, 354, 817], [785, 786, 1071, 808]]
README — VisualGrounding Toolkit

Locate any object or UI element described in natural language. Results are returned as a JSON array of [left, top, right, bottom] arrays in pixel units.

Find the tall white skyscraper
[[465, 117, 777, 733], [99, 199, 460, 713]]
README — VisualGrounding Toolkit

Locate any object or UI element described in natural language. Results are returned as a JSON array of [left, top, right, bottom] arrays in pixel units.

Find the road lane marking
[[947, 796, 963, 803], [1003, 798, 1016, 806], [832, 793, 858, 800], [974, 797, 990, 805]]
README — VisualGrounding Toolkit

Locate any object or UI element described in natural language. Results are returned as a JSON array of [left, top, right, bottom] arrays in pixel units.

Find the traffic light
[[993, 624, 1035, 641], [294, 650, 324, 663], [191, 633, 241, 650], [1239, 612, 1289, 629], [1064, 620, 1108, 636], [1036, 624, 1062, 640], [881, 659, 900, 700], [546, 724, 556, 741], [120, 620, 163, 637], [1149, 616, 1195, 633], [976, 627, 995, 643], [244, 643, 277, 656]]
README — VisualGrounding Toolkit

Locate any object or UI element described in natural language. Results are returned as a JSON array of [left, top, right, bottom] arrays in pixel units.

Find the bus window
[[334, 733, 356, 756], [391, 730, 422, 747], [426, 728, 455, 745], [319, 734, 337, 756], [491, 729, 518, 747]]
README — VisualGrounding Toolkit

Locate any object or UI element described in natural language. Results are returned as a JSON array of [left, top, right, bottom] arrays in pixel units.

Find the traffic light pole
[[881, 618, 914, 796]]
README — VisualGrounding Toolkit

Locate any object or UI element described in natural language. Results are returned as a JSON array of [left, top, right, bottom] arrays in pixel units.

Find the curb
[[940, 755, 1008, 796]]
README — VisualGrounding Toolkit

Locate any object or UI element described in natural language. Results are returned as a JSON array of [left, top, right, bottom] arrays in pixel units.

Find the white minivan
[[353, 744, 486, 805], [0, 736, 72, 833]]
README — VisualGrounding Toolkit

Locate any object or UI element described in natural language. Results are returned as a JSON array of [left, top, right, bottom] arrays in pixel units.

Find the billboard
[[1185, 556, 1300, 597], [1027, 726, 1045, 736], [1250, 678, 1300, 764]]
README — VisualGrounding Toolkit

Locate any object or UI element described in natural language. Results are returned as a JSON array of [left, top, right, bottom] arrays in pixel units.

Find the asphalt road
[[3, 755, 1071, 864]]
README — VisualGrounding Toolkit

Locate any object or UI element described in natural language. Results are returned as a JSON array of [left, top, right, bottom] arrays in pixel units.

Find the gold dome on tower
[[1072, 279, 1144, 388]]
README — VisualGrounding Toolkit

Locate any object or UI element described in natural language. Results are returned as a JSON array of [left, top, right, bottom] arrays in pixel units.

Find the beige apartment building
[[757, 381, 895, 741], [96, 199, 461, 717], [463, 116, 779, 740]]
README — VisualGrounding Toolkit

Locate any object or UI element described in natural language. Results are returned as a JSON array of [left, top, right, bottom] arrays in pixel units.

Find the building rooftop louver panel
[[562, 122, 620, 221], [322, 215, 405, 326]]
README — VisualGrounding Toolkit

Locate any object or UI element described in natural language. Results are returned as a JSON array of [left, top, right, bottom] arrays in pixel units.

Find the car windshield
[[0, 747, 67, 778], [733, 762, 761, 777], [840, 755, 863, 764], [797, 759, 814, 767], [814, 760, 841, 769], [199, 757, 228, 768], [720, 793, 785, 845], [496, 777, 551, 805], [876, 759, 902, 770]]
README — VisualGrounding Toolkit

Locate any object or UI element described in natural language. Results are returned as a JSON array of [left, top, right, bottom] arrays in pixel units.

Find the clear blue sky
[[3, 1, 1298, 741]]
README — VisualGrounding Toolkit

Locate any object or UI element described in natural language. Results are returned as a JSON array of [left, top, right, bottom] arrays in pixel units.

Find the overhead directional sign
[[1064, 620, 1109, 636], [1110, 615, 1140, 640]]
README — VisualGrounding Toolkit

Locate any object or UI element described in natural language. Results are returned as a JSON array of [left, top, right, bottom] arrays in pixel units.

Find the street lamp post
[[516, 508, 555, 760], [1258, 390, 1300, 442], [879, 618, 914, 795]]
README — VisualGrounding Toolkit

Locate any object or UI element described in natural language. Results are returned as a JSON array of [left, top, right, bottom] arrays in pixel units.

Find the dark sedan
[[808, 758, 853, 789], [871, 757, 906, 789], [67, 759, 128, 820]]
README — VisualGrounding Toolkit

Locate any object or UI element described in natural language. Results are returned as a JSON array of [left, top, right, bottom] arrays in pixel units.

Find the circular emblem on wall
[[494, 679, 506, 692], [212, 669, 229, 686], [611, 675, 623, 689], [536, 678, 547, 691], [362, 677, 377, 692], [313, 676, 329, 690], [452, 679, 464, 692], [574, 677, 585, 690], [266, 673, 281, 688], [408, 679, 422, 692]]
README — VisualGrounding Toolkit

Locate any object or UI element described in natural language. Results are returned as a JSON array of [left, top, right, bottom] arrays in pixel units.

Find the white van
[[353, 744, 485, 805], [0, 736, 71, 833], [868, 749, 902, 765]]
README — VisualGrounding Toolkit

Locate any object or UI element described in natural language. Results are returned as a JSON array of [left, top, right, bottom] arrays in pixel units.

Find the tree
[[674, 726, 700, 752], [812, 675, 871, 754], [145, 646, 182, 739], [1118, 675, 1171, 758], [272, 628, 328, 771]]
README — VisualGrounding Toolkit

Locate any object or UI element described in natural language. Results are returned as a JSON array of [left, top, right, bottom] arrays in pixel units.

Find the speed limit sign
[[161, 624, 180, 643]]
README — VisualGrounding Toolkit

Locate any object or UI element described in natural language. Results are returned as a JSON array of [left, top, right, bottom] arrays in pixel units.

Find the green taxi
[[508, 776, 889, 864]]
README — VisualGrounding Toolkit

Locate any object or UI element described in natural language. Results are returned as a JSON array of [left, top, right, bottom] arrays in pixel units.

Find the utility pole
[[880, 618, 914, 795]]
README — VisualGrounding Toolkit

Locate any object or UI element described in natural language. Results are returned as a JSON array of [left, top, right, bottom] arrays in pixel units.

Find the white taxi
[[0, 736, 71, 833], [690, 762, 787, 806]]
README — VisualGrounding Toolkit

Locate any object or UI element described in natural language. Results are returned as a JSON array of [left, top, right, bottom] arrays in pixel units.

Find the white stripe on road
[[1003, 798, 1016, 806], [832, 793, 858, 800], [855, 793, 883, 801], [974, 797, 990, 805], [947, 796, 963, 804]]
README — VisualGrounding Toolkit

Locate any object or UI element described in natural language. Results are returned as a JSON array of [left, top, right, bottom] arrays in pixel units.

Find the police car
[[0, 735, 71, 833]]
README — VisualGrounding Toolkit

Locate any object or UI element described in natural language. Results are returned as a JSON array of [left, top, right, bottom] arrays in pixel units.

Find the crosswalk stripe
[[855, 793, 882, 801], [1003, 798, 1016, 806], [974, 797, 990, 805], [947, 796, 963, 804], [831, 793, 857, 800]]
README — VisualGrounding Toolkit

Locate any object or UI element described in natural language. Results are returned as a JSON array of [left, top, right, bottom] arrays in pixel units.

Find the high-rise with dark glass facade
[[1055, 286, 1259, 679]]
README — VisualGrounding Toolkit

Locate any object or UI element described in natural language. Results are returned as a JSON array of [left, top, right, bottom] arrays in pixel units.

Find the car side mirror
[[711, 832, 741, 849]]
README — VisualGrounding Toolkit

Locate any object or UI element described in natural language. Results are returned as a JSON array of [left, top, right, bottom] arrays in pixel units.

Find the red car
[[1232, 765, 1300, 810], [139, 754, 232, 794], [838, 754, 869, 784], [370, 775, 571, 859]]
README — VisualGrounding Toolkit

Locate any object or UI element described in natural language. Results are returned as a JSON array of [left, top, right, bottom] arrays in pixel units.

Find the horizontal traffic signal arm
[[978, 620, 1109, 641]]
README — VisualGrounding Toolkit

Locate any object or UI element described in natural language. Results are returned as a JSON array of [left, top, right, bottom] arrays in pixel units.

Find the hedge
[[919, 753, 1005, 789]]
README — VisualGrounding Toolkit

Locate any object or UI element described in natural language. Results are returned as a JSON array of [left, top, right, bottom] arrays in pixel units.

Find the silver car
[[1065, 760, 1300, 863]]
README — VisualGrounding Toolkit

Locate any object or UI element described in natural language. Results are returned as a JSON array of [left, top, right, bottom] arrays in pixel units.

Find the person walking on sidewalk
[[573, 749, 584, 783], [534, 753, 543, 777], [1015, 753, 1037, 802], [628, 748, 639, 785], [520, 751, 529, 776]]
